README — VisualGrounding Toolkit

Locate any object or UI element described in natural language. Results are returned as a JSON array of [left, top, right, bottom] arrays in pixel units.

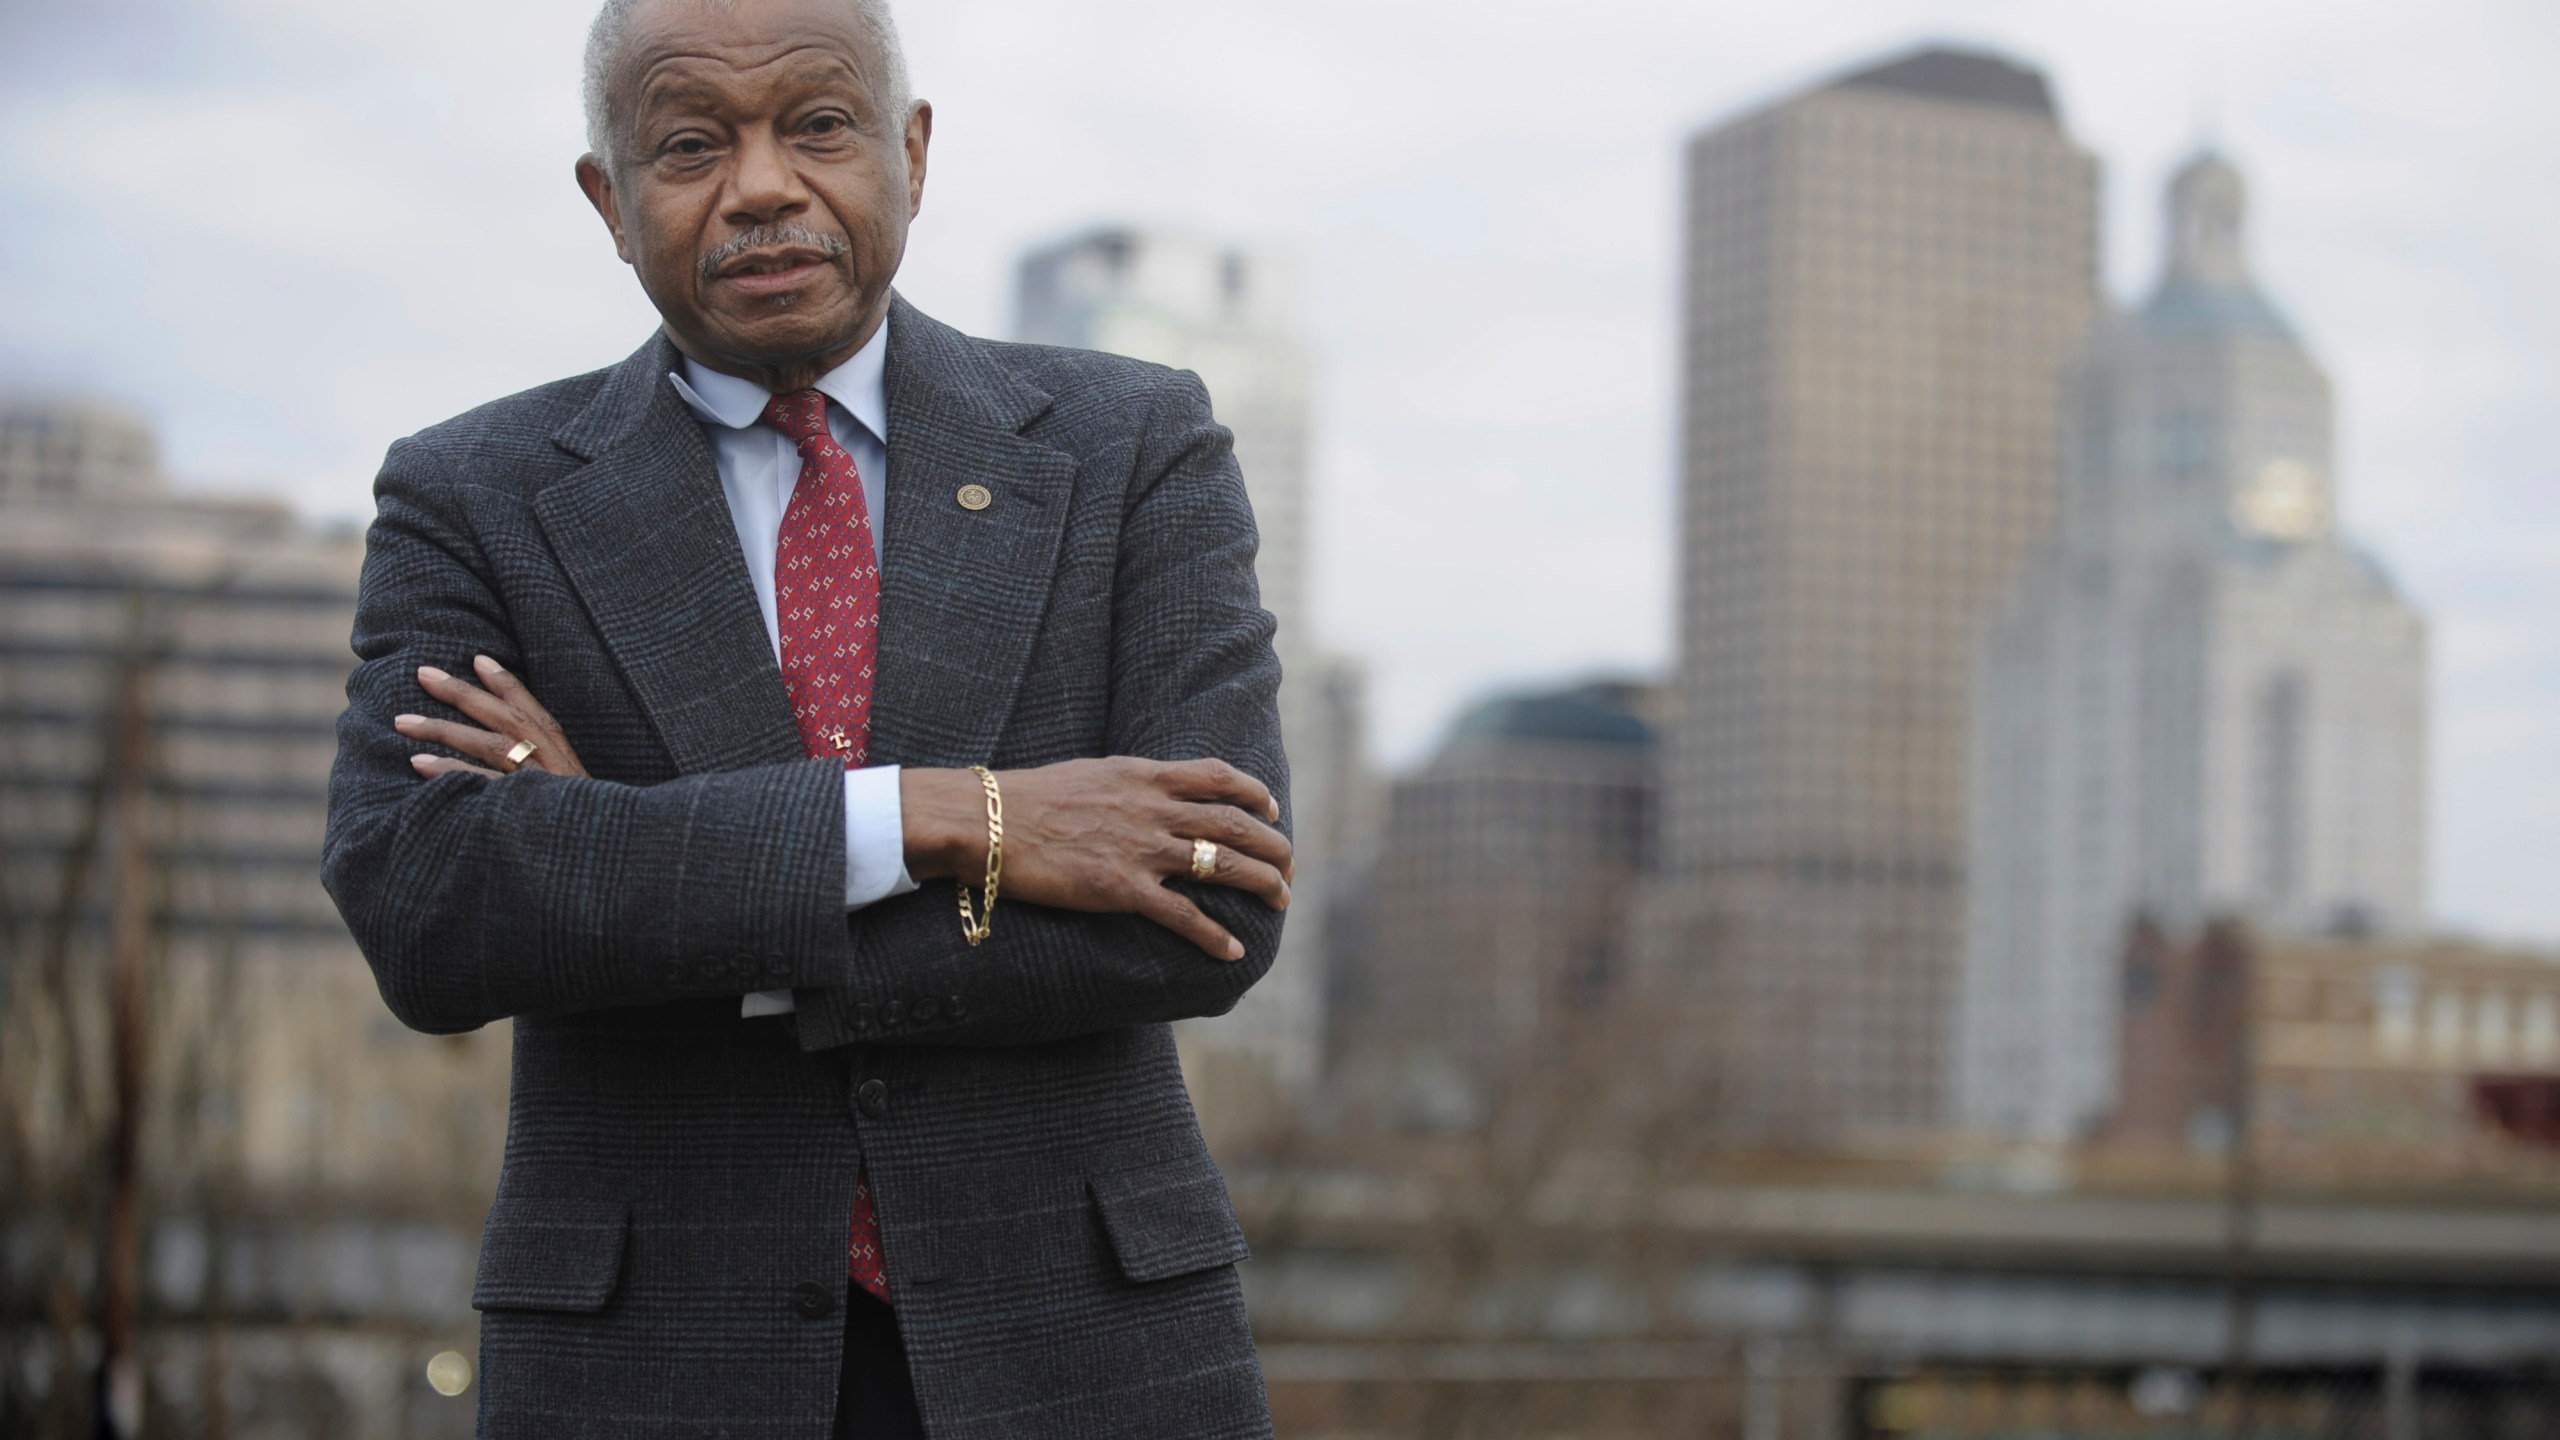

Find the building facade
[[2109, 925, 2560, 1177], [1960, 153, 2430, 1141], [1336, 681, 1658, 1128], [1014, 229, 1367, 1134], [1646, 48, 2103, 1140], [0, 396, 502, 1435]]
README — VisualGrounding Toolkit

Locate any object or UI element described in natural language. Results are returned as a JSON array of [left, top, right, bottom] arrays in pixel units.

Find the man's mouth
[[698, 225, 851, 293], [715, 248, 839, 297], [720, 247, 832, 280]]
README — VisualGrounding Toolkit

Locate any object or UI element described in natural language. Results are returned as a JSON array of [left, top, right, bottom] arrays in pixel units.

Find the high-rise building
[[1959, 152, 2430, 1140], [1335, 681, 1659, 1127], [1645, 47, 2103, 1140], [1013, 229, 1365, 1130], [0, 395, 505, 1431]]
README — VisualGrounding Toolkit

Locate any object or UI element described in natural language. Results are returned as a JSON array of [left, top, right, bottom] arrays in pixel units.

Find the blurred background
[[3, 1, 2556, 1437]]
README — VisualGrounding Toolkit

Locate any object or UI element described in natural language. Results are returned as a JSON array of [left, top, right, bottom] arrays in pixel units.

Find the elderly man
[[320, 0, 1290, 1434]]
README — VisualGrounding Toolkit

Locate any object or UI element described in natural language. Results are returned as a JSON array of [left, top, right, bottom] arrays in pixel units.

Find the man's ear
[[575, 154, 637, 265], [903, 102, 933, 220]]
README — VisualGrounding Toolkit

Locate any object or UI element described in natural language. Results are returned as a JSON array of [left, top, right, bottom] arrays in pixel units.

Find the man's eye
[[805, 114, 847, 136], [665, 136, 711, 157]]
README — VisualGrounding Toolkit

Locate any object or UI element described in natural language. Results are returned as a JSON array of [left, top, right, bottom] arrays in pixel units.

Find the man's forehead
[[634, 44, 870, 108], [619, 0, 880, 93]]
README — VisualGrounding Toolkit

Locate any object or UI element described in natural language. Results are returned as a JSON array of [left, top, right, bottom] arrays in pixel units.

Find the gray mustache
[[698, 225, 849, 284]]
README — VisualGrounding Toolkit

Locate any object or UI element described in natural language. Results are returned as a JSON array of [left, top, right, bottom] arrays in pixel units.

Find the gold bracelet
[[956, 764, 1003, 946]]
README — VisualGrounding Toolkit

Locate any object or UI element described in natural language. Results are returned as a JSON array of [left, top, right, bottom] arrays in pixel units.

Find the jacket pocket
[[1088, 1153, 1250, 1284], [472, 1194, 629, 1313]]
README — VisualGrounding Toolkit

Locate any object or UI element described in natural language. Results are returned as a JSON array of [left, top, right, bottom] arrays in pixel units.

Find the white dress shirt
[[665, 317, 916, 1016]]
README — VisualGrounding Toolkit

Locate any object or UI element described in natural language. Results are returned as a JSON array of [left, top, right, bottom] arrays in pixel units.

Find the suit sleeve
[[322, 436, 859, 1035], [818, 369, 1290, 1049]]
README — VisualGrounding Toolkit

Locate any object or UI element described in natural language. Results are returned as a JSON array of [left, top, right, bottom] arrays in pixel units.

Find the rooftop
[[1448, 680, 1657, 750], [1828, 46, 2058, 121]]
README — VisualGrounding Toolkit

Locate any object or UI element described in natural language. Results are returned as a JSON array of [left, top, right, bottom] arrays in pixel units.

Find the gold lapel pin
[[956, 484, 993, 512]]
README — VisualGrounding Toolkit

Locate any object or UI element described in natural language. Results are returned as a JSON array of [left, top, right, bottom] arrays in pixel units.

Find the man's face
[[576, 0, 930, 379]]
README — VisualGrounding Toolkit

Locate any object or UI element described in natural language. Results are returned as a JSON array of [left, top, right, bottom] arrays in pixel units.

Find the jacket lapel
[[532, 302, 1076, 780], [867, 296, 1077, 769], [535, 333, 808, 776]]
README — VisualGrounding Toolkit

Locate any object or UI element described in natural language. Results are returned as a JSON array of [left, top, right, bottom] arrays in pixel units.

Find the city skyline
[[0, 0, 2553, 946]]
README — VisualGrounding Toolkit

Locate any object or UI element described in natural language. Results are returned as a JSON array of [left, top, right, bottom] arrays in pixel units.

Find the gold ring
[[1191, 838, 1219, 880], [503, 739, 538, 771]]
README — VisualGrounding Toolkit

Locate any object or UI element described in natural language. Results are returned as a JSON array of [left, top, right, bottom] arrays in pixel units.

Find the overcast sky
[[2, 0, 2552, 944]]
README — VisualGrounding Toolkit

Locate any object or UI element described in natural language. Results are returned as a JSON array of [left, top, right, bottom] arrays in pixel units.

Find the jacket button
[[913, 996, 941, 1022], [946, 993, 966, 1020], [857, 1079, 889, 1118], [883, 999, 905, 1027], [791, 1281, 835, 1319]]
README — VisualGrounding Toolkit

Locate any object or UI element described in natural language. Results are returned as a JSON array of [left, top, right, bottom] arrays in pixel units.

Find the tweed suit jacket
[[322, 296, 1286, 1439]]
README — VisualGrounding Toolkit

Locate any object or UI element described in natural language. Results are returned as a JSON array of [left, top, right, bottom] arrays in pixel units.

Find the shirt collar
[[665, 313, 890, 445]]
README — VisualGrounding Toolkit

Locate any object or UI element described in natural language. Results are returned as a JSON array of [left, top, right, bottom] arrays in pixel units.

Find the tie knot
[[760, 389, 831, 447]]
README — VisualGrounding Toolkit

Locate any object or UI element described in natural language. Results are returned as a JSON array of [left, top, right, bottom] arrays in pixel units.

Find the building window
[[2475, 991, 2514, 1065], [2521, 993, 2559, 1065], [2254, 671, 2307, 908], [2427, 991, 2466, 1063], [2158, 411, 2208, 480], [2372, 966, 2417, 1060]]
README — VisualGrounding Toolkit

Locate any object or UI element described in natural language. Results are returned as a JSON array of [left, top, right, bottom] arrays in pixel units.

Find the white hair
[[582, 0, 914, 170]]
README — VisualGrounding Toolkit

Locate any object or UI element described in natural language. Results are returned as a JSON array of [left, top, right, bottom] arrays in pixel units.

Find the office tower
[[1014, 229, 1362, 1127], [1339, 681, 1658, 1127], [0, 396, 509, 1427], [1649, 47, 2103, 1139], [1960, 152, 2430, 1140]]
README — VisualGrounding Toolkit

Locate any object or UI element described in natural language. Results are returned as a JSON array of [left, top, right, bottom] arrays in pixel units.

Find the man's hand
[[903, 759, 1292, 962], [394, 656, 591, 779], [390, 663, 1287, 962]]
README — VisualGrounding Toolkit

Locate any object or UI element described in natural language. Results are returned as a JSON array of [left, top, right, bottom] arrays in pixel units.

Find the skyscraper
[[1014, 229, 1364, 1127], [1648, 48, 2102, 1139], [1959, 152, 2429, 1141]]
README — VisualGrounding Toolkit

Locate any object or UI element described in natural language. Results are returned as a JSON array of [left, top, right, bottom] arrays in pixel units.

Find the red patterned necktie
[[760, 389, 893, 1306]]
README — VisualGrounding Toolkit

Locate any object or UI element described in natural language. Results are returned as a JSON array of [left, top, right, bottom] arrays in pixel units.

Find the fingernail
[[419, 665, 448, 683], [394, 713, 425, 726], [1267, 801, 1281, 822], [1278, 886, 1292, 910], [410, 754, 437, 768], [476, 654, 504, 673], [1225, 938, 1245, 961]]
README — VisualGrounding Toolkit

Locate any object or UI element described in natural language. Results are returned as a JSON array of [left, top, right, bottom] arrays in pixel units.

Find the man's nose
[[723, 129, 811, 225]]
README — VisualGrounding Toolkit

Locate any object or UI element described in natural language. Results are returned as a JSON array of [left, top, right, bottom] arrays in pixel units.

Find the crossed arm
[[323, 371, 1292, 1044], [398, 655, 1293, 964]]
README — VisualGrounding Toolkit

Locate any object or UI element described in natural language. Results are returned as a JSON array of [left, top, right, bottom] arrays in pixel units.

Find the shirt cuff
[[844, 763, 920, 909], [740, 765, 920, 1020]]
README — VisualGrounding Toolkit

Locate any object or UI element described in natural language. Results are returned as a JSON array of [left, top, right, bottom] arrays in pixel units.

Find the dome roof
[[2141, 280, 2297, 338], [1450, 681, 1656, 749], [2139, 148, 2298, 339]]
